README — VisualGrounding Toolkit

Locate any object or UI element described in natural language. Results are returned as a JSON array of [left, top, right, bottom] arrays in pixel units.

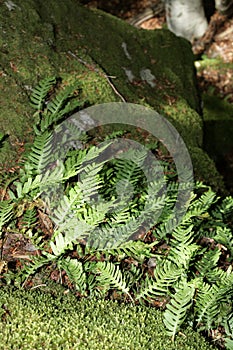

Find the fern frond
[[14, 174, 43, 198], [78, 163, 104, 202], [21, 253, 54, 282], [26, 130, 53, 173], [224, 313, 233, 349], [195, 248, 221, 277], [58, 257, 87, 294], [211, 196, 233, 221], [195, 271, 233, 332], [46, 85, 74, 115], [40, 85, 83, 132], [136, 261, 183, 300], [214, 226, 233, 257], [171, 224, 194, 245], [30, 76, 56, 111], [188, 188, 217, 218], [106, 240, 155, 262], [51, 184, 83, 228], [20, 207, 38, 230], [88, 216, 142, 250], [195, 282, 221, 330], [95, 261, 132, 300], [0, 200, 14, 229], [50, 229, 83, 256], [163, 283, 195, 340], [168, 242, 199, 269]]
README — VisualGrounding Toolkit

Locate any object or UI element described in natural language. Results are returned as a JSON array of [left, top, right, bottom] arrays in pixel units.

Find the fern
[[224, 313, 233, 349], [195, 248, 221, 277], [168, 242, 199, 269], [58, 257, 87, 294], [21, 253, 55, 283], [20, 207, 38, 231], [1, 77, 233, 345], [26, 131, 53, 173], [211, 196, 233, 221], [214, 226, 233, 257], [95, 261, 133, 301], [30, 76, 56, 111], [181, 189, 216, 222], [136, 261, 183, 300], [106, 240, 155, 262], [170, 223, 194, 245], [0, 200, 14, 230], [195, 282, 220, 330], [39, 85, 84, 133], [50, 231, 75, 256], [195, 271, 233, 331], [163, 283, 195, 340]]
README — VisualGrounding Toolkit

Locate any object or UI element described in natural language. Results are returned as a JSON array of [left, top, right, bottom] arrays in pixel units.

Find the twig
[[68, 51, 126, 102], [30, 284, 47, 290]]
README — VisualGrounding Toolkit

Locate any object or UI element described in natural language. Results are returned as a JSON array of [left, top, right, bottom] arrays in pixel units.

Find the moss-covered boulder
[[0, 0, 223, 189]]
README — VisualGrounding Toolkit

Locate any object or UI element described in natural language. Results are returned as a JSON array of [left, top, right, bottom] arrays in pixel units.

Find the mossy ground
[[0, 284, 215, 350]]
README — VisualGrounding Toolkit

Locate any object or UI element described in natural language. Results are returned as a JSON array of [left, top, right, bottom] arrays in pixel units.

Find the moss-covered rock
[[0, 0, 223, 189], [0, 285, 215, 350], [203, 93, 233, 160]]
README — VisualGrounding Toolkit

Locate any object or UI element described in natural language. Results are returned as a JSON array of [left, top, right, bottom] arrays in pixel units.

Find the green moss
[[0, 285, 215, 350], [203, 93, 233, 166], [189, 146, 225, 192], [163, 99, 203, 147]]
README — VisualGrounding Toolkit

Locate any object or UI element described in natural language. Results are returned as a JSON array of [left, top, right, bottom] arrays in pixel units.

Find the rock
[[0, 0, 224, 190]]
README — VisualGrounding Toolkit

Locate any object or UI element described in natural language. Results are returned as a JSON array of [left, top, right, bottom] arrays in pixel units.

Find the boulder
[[0, 0, 223, 189]]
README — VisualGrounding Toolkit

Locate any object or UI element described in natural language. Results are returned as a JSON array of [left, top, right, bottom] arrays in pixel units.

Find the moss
[[189, 146, 225, 192], [203, 93, 233, 159], [0, 285, 215, 350], [162, 98, 203, 147]]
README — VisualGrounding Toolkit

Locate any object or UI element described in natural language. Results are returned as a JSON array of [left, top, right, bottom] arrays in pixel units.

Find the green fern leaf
[[171, 223, 194, 245], [168, 242, 199, 269], [26, 131, 53, 173], [0, 200, 14, 229], [224, 313, 233, 349], [30, 76, 56, 111], [195, 248, 221, 277], [188, 188, 217, 218], [40, 86, 83, 132], [58, 257, 87, 293], [136, 261, 183, 300], [95, 261, 132, 300], [21, 253, 54, 281], [163, 284, 195, 340], [106, 240, 155, 262], [214, 226, 233, 257], [50, 231, 77, 256], [195, 282, 220, 330]]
